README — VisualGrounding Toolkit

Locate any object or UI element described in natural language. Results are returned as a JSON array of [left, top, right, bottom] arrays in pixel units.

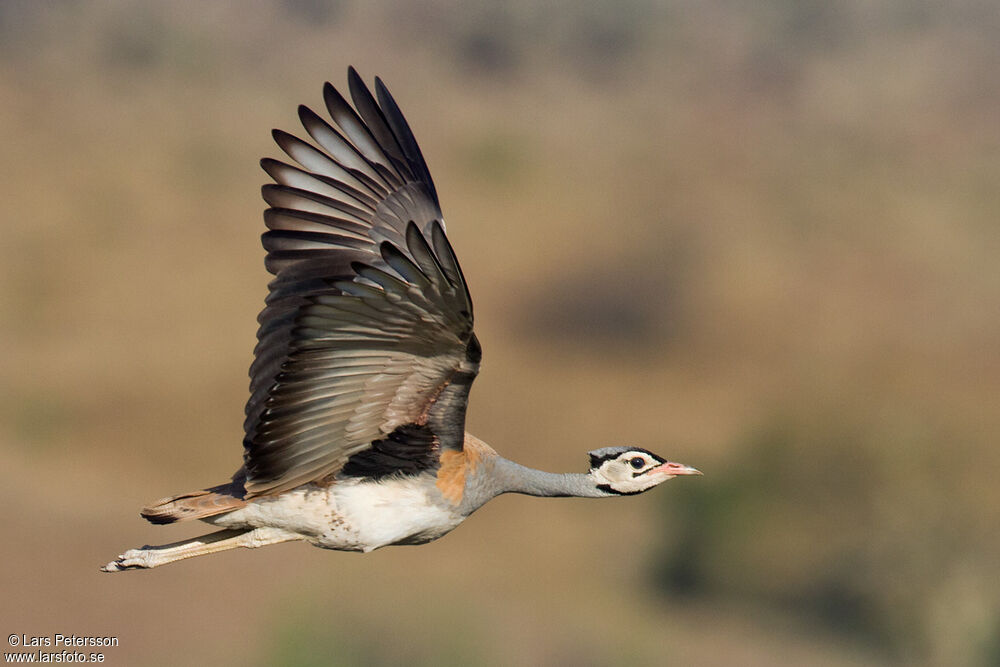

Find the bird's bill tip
[[653, 461, 702, 476]]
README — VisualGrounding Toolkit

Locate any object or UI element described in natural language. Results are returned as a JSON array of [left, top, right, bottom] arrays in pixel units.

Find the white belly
[[209, 477, 465, 552]]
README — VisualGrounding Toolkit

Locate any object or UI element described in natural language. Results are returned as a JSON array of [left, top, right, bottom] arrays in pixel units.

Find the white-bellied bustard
[[102, 69, 700, 572]]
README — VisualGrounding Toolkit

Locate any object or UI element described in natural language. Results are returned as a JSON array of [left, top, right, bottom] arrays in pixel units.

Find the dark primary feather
[[243, 69, 478, 497]]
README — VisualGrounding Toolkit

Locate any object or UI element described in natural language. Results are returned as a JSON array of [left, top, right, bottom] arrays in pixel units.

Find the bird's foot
[[100, 547, 154, 572]]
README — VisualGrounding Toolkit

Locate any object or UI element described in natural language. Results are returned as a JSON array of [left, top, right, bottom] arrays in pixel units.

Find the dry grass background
[[1, 1, 998, 665]]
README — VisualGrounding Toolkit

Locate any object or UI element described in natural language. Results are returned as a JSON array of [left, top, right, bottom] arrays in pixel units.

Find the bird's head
[[588, 446, 701, 496]]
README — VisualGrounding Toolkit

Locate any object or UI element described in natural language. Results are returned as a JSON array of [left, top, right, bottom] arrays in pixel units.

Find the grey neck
[[473, 456, 610, 502]]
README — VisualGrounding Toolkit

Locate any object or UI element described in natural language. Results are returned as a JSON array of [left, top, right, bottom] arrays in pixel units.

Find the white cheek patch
[[609, 463, 625, 477], [613, 476, 653, 493], [602, 462, 632, 482]]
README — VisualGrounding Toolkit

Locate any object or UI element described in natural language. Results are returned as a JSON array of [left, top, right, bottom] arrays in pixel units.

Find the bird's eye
[[629, 457, 646, 469]]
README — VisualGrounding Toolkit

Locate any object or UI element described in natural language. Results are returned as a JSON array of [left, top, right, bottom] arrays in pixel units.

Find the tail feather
[[141, 474, 247, 524]]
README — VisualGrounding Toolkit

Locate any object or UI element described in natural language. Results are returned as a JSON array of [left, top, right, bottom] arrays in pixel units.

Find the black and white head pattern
[[588, 446, 677, 496]]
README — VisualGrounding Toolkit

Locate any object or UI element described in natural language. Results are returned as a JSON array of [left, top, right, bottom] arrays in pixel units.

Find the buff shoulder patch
[[435, 434, 495, 505]]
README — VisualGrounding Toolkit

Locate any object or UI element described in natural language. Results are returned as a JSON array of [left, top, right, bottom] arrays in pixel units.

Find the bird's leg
[[100, 527, 300, 572]]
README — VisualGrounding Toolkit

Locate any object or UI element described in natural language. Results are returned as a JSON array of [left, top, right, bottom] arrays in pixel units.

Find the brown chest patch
[[435, 434, 495, 505]]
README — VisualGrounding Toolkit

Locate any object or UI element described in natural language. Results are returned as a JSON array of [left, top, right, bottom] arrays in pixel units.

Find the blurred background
[[1, 1, 998, 665]]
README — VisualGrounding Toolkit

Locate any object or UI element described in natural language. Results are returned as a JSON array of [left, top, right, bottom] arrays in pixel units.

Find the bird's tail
[[140, 488, 247, 524], [140, 471, 247, 524]]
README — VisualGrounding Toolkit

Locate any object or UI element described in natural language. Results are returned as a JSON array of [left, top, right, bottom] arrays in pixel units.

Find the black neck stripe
[[596, 483, 644, 496]]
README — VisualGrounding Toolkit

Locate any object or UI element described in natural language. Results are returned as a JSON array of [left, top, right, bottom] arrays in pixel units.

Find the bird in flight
[[102, 68, 701, 572]]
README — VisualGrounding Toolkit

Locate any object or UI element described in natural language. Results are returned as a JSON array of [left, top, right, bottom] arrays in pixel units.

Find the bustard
[[102, 69, 701, 572]]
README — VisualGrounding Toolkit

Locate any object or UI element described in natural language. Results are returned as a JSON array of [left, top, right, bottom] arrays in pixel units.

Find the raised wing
[[243, 69, 479, 498]]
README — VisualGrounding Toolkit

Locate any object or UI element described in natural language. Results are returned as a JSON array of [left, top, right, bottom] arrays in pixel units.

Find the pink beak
[[652, 461, 702, 476]]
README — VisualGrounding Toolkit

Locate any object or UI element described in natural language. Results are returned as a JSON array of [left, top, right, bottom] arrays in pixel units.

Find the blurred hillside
[[1, 1, 998, 665]]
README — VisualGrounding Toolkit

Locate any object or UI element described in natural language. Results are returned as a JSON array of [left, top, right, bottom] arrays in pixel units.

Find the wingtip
[[260, 157, 285, 180], [347, 66, 372, 108], [322, 79, 349, 114], [347, 65, 363, 86], [374, 76, 390, 99]]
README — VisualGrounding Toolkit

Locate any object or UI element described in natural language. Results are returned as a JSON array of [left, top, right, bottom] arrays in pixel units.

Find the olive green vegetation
[[1, 1, 997, 665], [654, 410, 997, 662]]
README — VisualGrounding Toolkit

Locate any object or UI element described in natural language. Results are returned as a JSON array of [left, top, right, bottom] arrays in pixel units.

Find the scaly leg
[[100, 527, 300, 572]]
